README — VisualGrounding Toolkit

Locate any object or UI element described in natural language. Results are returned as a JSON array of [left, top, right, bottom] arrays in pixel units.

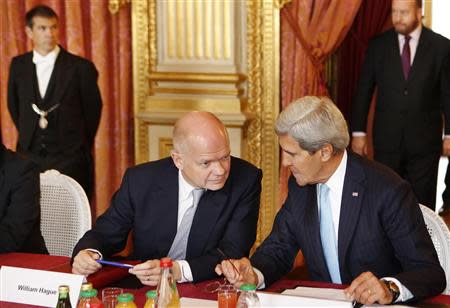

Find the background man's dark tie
[[402, 35, 411, 80]]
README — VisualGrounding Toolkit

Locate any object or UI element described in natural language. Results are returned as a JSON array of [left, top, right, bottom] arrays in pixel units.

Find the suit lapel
[[22, 54, 40, 135], [304, 184, 332, 281], [186, 180, 230, 258], [337, 153, 365, 283], [23, 54, 37, 103], [388, 30, 406, 82], [407, 27, 431, 84], [50, 48, 75, 105], [152, 164, 179, 256]]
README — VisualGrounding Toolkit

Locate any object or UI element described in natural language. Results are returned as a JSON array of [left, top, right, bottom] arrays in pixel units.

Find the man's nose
[[46, 28, 56, 36], [213, 161, 226, 175], [281, 154, 291, 167]]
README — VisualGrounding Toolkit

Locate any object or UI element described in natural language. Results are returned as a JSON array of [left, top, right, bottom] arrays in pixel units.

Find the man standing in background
[[7, 5, 102, 199], [351, 0, 450, 209]]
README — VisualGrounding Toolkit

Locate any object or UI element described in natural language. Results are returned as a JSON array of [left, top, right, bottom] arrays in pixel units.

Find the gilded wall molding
[[132, 0, 280, 247], [132, 0, 154, 164], [148, 72, 246, 83], [108, 0, 131, 14], [247, 0, 280, 246]]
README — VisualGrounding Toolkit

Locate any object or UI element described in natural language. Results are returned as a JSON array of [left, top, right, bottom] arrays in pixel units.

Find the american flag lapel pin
[[352, 192, 359, 197]]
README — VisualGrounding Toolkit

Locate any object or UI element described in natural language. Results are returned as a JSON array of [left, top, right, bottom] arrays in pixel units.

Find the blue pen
[[96, 259, 134, 269]]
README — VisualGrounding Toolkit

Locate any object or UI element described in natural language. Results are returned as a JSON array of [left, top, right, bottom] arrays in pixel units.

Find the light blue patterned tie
[[168, 188, 204, 260], [319, 183, 342, 283]]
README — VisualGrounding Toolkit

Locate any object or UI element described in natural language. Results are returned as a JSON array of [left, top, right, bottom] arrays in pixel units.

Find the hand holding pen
[[96, 259, 134, 269], [214, 249, 258, 288]]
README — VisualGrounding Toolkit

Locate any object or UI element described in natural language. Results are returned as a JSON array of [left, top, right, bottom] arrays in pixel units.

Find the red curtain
[[336, 0, 392, 121], [280, 0, 362, 206], [0, 0, 133, 218], [279, 0, 362, 271]]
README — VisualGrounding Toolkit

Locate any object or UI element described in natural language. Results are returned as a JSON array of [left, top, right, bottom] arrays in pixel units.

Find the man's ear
[[25, 26, 33, 40], [171, 150, 183, 170], [320, 144, 333, 162]]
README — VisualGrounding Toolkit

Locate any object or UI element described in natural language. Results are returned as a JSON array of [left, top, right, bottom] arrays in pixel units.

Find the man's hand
[[351, 136, 368, 156], [215, 257, 258, 289], [129, 260, 161, 286], [443, 138, 450, 156], [344, 272, 393, 305], [71, 249, 102, 276]]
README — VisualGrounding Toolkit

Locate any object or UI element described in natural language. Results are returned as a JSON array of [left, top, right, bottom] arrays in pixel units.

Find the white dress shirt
[[32, 46, 60, 99], [254, 151, 413, 302]]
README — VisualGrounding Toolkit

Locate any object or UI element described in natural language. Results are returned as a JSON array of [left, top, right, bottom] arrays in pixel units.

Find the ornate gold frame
[[131, 0, 280, 244]]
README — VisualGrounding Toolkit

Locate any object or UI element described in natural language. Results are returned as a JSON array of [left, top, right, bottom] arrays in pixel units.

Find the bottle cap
[[146, 290, 157, 299], [160, 257, 173, 267], [117, 293, 134, 303], [239, 284, 257, 291], [58, 285, 70, 293], [80, 289, 98, 298], [81, 282, 93, 291]]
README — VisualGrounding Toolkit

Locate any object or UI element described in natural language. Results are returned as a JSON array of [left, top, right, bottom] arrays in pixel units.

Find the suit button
[[403, 89, 408, 95]]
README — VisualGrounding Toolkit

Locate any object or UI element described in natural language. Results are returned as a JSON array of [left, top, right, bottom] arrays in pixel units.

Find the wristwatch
[[382, 279, 400, 303]]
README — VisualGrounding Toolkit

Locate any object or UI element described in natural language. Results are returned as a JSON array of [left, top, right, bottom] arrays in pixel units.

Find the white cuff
[[175, 260, 193, 283], [86, 248, 102, 259], [253, 267, 266, 289], [352, 132, 367, 137], [382, 277, 413, 303]]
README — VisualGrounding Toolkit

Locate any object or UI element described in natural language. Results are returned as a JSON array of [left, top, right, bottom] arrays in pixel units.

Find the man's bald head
[[171, 111, 231, 190], [172, 111, 229, 154]]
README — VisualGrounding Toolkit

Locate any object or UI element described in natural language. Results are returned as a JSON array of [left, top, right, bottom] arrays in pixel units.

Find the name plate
[[0, 266, 84, 307]]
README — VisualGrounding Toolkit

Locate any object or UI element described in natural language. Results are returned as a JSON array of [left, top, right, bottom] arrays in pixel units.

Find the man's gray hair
[[275, 96, 349, 154]]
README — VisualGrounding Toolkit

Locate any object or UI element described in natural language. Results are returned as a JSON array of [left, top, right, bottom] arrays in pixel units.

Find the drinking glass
[[102, 287, 123, 308], [217, 285, 237, 308]]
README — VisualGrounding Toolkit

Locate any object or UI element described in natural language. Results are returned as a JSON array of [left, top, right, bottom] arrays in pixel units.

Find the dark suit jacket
[[251, 152, 445, 302], [351, 27, 450, 154], [7, 47, 102, 197], [73, 156, 262, 282], [7, 47, 102, 152], [0, 144, 47, 254]]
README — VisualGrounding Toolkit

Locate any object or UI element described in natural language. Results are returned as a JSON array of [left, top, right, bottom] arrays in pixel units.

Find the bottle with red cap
[[156, 258, 180, 308]]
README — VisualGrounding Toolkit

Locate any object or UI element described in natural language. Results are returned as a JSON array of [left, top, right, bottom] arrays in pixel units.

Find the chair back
[[420, 204, 450, 295], [40, 170, 91, 256]]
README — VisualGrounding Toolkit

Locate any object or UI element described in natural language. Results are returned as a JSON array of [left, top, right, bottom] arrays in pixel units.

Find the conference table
[[1, 253, 449, 307]]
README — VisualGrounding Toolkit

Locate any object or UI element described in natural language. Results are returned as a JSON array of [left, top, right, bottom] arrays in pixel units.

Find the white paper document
[[282, 286, 349, 301], [180, 297, 217, 307], [281, 287, 411, 307], [259, 291, 352, 307]]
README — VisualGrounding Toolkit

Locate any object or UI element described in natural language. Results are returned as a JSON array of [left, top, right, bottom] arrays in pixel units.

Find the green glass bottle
[[56, 285, 72, 308]]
